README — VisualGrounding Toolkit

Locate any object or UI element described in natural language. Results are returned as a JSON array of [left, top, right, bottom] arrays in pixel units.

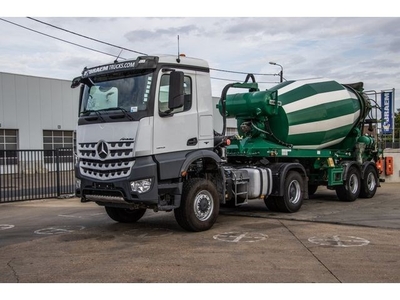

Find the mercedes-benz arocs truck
[[71, 54, 381, 231]]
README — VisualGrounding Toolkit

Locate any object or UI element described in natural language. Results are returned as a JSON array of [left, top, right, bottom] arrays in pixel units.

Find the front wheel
[[359, 165, 378, 198], [105, 206, 146, 223], [174, 178, 219, 232], [335, 166, 361, 202]]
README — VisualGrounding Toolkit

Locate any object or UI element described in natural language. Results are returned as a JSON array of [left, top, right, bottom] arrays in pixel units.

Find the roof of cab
[[154, 54, 209, 69]]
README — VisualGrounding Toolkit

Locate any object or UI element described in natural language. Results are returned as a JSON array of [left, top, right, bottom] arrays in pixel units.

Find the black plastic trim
[[154, 150, 192, 181], [268, 162, 307, 197]]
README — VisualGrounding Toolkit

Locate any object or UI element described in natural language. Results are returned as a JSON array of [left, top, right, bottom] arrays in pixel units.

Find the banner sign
[[381, 91, 393, 134]]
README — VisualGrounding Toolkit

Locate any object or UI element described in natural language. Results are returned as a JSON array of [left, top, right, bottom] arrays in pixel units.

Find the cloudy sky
[[1, 1, 399, 109]]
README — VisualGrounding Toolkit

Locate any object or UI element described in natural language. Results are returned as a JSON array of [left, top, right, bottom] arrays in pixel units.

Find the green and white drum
[[223, 78, 369, 150]]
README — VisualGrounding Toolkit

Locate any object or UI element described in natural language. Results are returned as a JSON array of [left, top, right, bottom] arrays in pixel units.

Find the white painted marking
[[0, 224, 15, 230], [58, 213, 105, 219], [58, 214, 82, 219], [34, 225, 85, 235], [123, 228, 173, 238], [308, 235, 370, 247], [213, 232, 268, 243]]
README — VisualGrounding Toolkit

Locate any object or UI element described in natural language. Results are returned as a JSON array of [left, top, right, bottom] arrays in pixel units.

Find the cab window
[[159, 74, 192, 114]]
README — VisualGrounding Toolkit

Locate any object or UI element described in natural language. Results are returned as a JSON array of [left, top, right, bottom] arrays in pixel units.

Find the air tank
[[219, 78, 370, 150]]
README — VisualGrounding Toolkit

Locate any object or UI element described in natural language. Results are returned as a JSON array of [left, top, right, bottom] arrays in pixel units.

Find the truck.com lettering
[[83, 61, 136, 76]]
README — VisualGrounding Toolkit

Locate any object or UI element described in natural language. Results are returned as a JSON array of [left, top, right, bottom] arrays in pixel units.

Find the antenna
[[114, 49, 123, 63], [176, 35, 180, 63]]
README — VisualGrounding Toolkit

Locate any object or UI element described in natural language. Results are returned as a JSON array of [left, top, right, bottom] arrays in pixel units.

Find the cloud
[[0, 17, 399, 106], [387, 38, 400, 53], [124, 25, 200, 42]]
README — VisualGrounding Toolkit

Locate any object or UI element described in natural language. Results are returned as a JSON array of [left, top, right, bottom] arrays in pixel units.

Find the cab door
[[153, 69, 198, 154]]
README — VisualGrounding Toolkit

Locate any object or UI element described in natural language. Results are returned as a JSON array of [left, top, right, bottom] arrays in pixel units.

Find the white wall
[[382, 148, 400, 182], [0, 72, 80, 149]]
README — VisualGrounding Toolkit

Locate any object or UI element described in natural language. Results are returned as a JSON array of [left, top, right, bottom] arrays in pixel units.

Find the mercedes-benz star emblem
[[96, 141, 109, 160]]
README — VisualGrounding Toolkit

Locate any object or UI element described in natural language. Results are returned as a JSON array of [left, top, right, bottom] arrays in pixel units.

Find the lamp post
[[269, 61, 283, 83]]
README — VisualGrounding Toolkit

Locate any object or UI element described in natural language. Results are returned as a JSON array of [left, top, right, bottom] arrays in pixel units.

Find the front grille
[[78, 141, 135, 180]]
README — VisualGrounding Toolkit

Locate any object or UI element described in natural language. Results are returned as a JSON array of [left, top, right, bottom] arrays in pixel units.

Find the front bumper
[[76, 156, 159, 207]]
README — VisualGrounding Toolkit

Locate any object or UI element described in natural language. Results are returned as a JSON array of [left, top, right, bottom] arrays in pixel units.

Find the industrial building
[[0, 72, 236, 154], [0, 71, 80, 152]]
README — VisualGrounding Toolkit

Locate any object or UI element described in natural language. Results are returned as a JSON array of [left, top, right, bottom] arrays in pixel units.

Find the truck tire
[[359, 165, 378, 198], [174, 178, 219, 232], [105, 206, 146, 223], [335, 166, 360, 202], [274, 171, 304, 213], [264, 196, 279, 212], [308, 184, 318, 196]]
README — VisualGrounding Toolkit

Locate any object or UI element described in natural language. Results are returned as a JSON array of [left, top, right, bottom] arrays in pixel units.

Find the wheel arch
[[154, 150, 223, 210], [339, 161, 362, 181], [361, 161, 380, 183], [180, 149, 222, 175], [180, 149, 225, 202], [269, 163, 308, 198]]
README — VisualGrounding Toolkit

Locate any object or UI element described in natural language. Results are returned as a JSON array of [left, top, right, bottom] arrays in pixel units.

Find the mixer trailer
[[72, 55, 381, 231]]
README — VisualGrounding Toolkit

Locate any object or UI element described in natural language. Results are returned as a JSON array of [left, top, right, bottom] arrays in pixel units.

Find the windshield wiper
[[80, 110, 105, 122], [96, 107, 134, 121]]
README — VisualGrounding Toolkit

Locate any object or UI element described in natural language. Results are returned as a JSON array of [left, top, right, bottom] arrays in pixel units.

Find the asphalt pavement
[[0, 182, 399, 284]]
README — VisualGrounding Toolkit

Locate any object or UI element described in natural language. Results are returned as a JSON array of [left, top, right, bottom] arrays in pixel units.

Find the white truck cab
[[73, 55, 225, 231]]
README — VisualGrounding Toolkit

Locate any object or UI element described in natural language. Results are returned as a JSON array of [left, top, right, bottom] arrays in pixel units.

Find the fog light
[[130, 178, 152, 193], [75, 179, 81, 189]]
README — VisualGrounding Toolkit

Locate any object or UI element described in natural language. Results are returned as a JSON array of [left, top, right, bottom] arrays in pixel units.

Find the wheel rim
[[366, 172, 376, 191], [193, 190, 214, 221], [349, 173, 359, 194], [288, 180, 301, 205]]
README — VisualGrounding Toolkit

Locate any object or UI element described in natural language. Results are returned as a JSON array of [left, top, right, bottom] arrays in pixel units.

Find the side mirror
[[168, 71, 184, 110], [71, 76, 82, 88]]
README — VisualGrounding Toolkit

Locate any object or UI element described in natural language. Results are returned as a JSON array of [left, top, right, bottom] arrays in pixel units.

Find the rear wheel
[[264, 171, 303, 213], [174, 178, 219, 232], [264, 196, 279, 212], [359, 165, 378, 198], [308, 184, 318, 196], [105, 206, 146, 223], [335, 166, 361, 202]]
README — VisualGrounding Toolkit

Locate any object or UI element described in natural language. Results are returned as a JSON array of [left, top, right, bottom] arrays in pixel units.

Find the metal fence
[[382, 141, 400, 149], [0, 148, 75, 203]]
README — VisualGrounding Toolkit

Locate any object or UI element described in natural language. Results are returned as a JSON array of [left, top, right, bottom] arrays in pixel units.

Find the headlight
[[130, 178, 152, 193]]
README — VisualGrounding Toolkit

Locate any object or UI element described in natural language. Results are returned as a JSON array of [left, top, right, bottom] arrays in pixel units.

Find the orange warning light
[[385, 156, 393, 175], [376, 158, 384, 175]]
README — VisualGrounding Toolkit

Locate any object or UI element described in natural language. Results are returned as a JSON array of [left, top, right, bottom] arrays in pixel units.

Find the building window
[[0, 129, 18, 165], [43, 130, 74, 163]]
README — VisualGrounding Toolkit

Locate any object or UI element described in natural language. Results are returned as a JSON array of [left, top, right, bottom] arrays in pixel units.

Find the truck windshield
[[80, 72, 153, 116]]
